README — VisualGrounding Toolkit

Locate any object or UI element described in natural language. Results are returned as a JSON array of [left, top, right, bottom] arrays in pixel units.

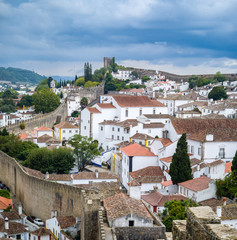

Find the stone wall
[[115, 226, 165, 240]]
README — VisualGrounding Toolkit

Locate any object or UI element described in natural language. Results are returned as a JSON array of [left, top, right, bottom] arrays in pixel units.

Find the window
[[63, 137, 65, 140], [75, 130, 78, 133], [129, 220, 134, 226], [63, 130, 65, 133], [191, 146, 194, 154], [125, 109, 128, 117], [148, 130, 151, 133], [69, 130, 72, 133], [101, 127, 103, 131], [153, 108, 156, 114], [139, 108, 142, 116], [118, 128, 120, 132], [219, 148, 225, 158], [122, 136, 124, 141], [198, 147, 201, 156], [112, 135, 114, 139], [112, 127, 114, 131], [117, 136, 119, 140], [84, 126, 86, 130]]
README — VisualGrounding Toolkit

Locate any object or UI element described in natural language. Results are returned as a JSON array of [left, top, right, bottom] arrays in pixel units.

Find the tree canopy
[[84, 62, 92, 82], [169, 133, 193, 184], [208, 86, 228, 100], [216, 171, 237, 200], [162, 199, 198, 232], [24, 147, 74, 174], [213, 71, 225, 83], [80, 97, 88, 110], [69, 135, 100, 172], [33, 88, 60, 113], [17, 95, 33, 107], [231, 151, 237, 172]]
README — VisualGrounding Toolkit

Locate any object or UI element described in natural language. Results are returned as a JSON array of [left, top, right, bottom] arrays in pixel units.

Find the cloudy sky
[[0, 0, 237, 77]]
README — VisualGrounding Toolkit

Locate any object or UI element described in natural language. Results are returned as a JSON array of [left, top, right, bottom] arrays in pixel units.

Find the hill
[[0, 67, 46, 84]]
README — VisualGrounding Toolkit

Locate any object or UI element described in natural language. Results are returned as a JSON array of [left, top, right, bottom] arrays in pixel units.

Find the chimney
[[5, 218, 9, 230], [18, 203, 22, 215], [197, 164, 200, 171], [45, 172, 49, 180], [153, 186, 158, 192], [223, 197, 227, 206], [95, 169, 98, 179]]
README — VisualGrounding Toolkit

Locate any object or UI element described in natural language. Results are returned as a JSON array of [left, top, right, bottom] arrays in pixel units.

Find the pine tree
[[231, 151, 237, 172], [169, 133, 193, 184]]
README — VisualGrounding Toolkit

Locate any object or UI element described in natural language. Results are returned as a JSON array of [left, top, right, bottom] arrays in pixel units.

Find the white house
[[121, 143, 159, 189], [54, 121, 79, 141], [142, 190, 187, 214], [178, 176, 216, 202], [80, 95, 168, 140], [30, 228, 52, 240], [34, 126, 54, 138], [103, 192, 153, 227], [112, 69, 133, 80], [46, 216, 79, 239], [127, 166, 166, 200]]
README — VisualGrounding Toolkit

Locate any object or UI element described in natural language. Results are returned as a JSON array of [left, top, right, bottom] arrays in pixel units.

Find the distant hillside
[[0, 67, 46, 84]]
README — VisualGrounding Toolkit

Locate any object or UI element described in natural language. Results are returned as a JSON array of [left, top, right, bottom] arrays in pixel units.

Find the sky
[[0, 0, 237, 77]]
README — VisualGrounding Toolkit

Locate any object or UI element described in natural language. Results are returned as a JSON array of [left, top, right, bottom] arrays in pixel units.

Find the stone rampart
[[0, 150, 90, 220]]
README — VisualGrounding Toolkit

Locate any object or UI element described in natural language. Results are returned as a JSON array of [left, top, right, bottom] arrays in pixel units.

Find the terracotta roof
[[206, 159, 225, 167], [104, 192, 152, 221], [115, 141, 131, 148], [0, 219, 28, 234], [121, 143, 156, 156], [190, 158, 203, 167], [37, 134, 60, 144], [72, 172, 118, 180], [48, 174, 72, 181], [161, 180, 173, 187], [113, 95, 165, 107], [143, 123, 165, 128], [221, 204, 237, 220], [171, 119, 237, 142], [161, 92, 207, 101], [225, 161, 232, 173], [160, 156, 172, 163], [143, 114, 171, 119], [35, 126, 53, 131], [20, 133, 28, 139], [31, 228, 51, 236], [131, 133, 154, 140], [178, 176, 211, 192], [128, 166, 165, 185], [0, 198, 13, 211], [54, 121, 78, 129], [57, 216, 76, 229], [86, 107, 101, 113], [99, 119, 138, 128], [142, 192, 187, 206], [159, 138, 173, 147], [24, 167, 45, 179], [97, 103, 116, 108]]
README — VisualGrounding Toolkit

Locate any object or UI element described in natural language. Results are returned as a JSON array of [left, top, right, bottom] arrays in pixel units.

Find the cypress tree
[[169, 133, 193, 184], [231, 151, 237, 172]]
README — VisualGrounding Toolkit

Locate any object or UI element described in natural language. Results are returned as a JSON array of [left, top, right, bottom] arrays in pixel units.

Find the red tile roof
[[161, 180, 173, 187], [54, 121, 78, 129], [97, 103, 116, 108], [142, 192, 187, 206], [171, 119, 237, 142], [72, 172, 118, 180], [225, 161, 232, 173], [57, 216, 76, 229], [0, 219, 28, 234], [178, 176, 210, 192], [160, 156, 173, 163], [113, 95, 166, 107], [0, 197, 13, 210], [104, 192, 152, 221], [130, 133, 154, 140], [86, 107, 101, 113], [35, 126, 53, 131], [31, 228, 52, 236], [121, 143, 156, 157]]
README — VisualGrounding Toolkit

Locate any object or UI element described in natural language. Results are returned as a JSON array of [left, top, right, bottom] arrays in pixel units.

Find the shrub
[[19, 122, 25, 130]]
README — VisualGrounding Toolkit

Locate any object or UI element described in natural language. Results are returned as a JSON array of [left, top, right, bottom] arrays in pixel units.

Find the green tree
[[84, 81, 99, 88], [69, 135, 100, 171], [130, 71, 139, 79], [213, 71, 225, 84], [162, 199, 198, 232], [2, 89, 18, 99], [208, 86, 227, 100], [24, 147, 74, 173], [71, 111, 80, 117], [216, 171, 237, 200], [75, 77, 85, 86], [19, 122, 25, 130], [17, 95, 33, 107], [169, 133, 193, 184], [35, 78, 50, 91], [231, 151, 237, 172], [84, 62, 92, 82], [0, 190, 10, 199], [80, 97, 88, 110], [142, 76, 150, 83], [33, 88, 60, 113]]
